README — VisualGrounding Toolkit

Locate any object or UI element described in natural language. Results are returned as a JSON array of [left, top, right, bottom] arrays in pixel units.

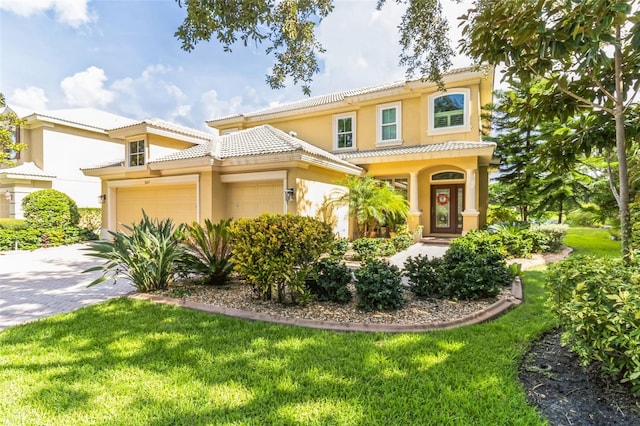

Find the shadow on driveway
[[0, 243, 134, 331]]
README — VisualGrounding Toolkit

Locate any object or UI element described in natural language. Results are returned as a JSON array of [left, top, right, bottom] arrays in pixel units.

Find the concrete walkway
[[388, 242, 449, 270], [0, 244, 134, 331]]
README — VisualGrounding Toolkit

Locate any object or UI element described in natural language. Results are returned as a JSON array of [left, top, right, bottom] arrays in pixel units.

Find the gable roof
[[151, 125, 359, 170], [207, 66, 488, 126], [20, 108, 138, 132], [0, 162, 56, 180], [108, 117, 215, 143]]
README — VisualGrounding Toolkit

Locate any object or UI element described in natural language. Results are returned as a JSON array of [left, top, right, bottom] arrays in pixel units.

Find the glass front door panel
[[435, 188, 451, 229], [457, 187, 463, 231]]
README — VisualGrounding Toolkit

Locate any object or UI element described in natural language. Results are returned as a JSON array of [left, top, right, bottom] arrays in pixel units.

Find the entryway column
[[408, 172, 422, 239], [462, 168, 479, 233]]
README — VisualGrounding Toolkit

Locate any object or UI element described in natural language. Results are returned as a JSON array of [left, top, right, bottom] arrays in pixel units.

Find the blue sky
[[0, 0, 473, 132]]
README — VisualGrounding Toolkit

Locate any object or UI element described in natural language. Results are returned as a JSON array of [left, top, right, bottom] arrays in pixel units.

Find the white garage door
[[116, 183, 197, 229], [227, 181, 284, 219]]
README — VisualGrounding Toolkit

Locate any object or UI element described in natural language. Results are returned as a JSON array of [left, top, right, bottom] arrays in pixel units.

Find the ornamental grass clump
[[84, 211, 184, 292], [178, 218, 233, 285]]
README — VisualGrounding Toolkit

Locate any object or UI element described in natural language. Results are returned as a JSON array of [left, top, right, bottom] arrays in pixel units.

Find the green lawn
[[564, 226, 621, 257], [0, 272, 554, 425]]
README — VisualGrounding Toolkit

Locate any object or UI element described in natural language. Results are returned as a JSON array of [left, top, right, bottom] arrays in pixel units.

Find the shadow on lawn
[[0, 275, 553, 425]]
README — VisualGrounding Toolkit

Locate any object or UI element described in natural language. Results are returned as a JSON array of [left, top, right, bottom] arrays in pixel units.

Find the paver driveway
[[0, 243, 134, 331]]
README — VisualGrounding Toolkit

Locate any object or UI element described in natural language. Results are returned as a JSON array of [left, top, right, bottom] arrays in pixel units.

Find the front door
[[431, 184, 464, 234]]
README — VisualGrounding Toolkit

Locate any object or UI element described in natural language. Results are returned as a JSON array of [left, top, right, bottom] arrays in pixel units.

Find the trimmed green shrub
[[179, 218, 234, 285], [329, 238, 349, 260], [0, 227, 41, 251], [22, 189, 79, 228], [547, 256, 640, 395], [530, 223, 568, 252], [404, 254, 446, 299], [352, 237, 382, 260], [391, 234, 413, 252], [440, 245, 512, 300], [78, 208, 102, 232], [449, 229, 504, 257], [84, 211, 185, 292], [306, 259, 353, 303], [354, 258, 405, 311], [231, 214, 333, 303], [487, 205, 519, 224], [0, 219, 27, 230]]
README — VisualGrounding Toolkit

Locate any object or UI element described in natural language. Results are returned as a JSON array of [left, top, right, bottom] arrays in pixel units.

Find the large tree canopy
[[462, 0, 640, 259], [174, 0, 453, 94]]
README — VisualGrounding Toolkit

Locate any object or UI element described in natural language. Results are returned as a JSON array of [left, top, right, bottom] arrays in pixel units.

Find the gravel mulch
[[157, 280, 513, 326], [154, 249, 570, 327]]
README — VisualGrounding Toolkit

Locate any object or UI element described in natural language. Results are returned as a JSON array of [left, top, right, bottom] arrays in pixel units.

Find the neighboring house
[[0, 107, 138, 219], [83, 65, 497, 240]]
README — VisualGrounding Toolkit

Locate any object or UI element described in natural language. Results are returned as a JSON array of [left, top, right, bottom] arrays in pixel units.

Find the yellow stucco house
[[83, 65, 496, 240]]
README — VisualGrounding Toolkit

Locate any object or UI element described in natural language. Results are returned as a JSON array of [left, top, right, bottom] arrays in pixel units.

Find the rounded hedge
[[22, 189, 80, 228]]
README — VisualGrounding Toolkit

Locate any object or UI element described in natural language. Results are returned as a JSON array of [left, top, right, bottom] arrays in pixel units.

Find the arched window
[[432, 171, 464, 181]]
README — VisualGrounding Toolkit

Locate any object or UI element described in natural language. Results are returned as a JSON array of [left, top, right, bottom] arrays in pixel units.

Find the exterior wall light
[[4, 190, 12, 202], [98, 194, 107, 204], [284, 188, 295, 202]]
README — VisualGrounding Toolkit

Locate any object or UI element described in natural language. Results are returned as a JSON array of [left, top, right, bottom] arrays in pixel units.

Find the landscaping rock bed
[[157, 280, 513, 326]]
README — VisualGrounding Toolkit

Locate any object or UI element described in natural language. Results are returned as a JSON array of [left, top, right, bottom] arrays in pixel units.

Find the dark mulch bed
[[519, 329, 640, 425]]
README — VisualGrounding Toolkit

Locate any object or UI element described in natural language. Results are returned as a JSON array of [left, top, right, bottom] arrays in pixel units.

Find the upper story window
[[4, 126, 20, 160], [128, 139, 145, 167], [333, 113, 356, 150], [428, 89, 471, 135], [377, 102, 402, 146]]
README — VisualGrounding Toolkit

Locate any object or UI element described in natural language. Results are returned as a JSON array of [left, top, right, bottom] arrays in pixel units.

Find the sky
[[0, 0, 475, 132]]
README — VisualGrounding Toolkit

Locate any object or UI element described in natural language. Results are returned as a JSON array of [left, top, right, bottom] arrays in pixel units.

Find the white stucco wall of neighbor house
[[42, 129, 123, 208], [297, 179, 349, 238]]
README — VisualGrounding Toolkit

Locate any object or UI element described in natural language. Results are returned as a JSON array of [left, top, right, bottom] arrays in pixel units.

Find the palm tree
[[333, 175, 408, 238]]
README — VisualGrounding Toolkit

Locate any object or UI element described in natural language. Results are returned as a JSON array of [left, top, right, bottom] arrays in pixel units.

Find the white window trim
[[333, 112, 357, 151], [376, 102, 402, 146], [126, 138, 147, 169], [427, 89, 471, 136]]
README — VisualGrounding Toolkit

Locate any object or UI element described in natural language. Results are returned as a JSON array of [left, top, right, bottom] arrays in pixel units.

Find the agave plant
[[84, 211, 185, 292], [178, 218, 234, 285]]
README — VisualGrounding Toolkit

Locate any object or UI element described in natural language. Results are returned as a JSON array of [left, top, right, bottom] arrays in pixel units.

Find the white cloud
[[9, 87, 49, 111], [110, 64, 195, 124], [0, 0, 94, 27], [60, 66, 115, 107], [201, 89, 244, 120]]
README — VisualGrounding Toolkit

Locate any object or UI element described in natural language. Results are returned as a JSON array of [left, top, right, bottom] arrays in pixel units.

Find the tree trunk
[[614, 25, 631, 262], [558, 199, 563, 224]]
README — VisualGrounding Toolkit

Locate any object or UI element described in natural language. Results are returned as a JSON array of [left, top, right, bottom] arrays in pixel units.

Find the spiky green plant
[[179, 218, 234, 285], [84, 211, 184, 292]]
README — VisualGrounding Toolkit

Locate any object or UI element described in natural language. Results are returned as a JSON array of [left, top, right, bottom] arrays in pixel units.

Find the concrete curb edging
[[130, 277, 524, 333]]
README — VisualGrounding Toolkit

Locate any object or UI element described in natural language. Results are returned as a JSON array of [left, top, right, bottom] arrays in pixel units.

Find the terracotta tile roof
[[151, 125, 356, 169], [337, 141, 496, 160]]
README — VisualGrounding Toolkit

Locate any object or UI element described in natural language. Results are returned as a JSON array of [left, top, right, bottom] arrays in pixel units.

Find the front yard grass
[[0, 271, 553, 425], [564, 226, 621, 257]]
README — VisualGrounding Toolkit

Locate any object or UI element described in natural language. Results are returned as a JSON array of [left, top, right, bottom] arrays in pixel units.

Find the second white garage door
[[227, 181, 284, 219]]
